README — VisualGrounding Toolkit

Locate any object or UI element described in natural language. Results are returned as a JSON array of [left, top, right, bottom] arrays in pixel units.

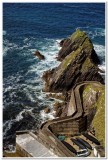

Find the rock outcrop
[[42, 29, 105, 151], [57, 29, 100, 64], [44, 107, 50, 113], [34, 50, 45, 60], [59, 39, 66, 47], [43, 29, 104, 92]]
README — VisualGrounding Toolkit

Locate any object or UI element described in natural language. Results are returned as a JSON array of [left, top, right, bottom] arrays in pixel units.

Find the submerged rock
[[43, 29, 104, 92], [34, 50, 45, 60]]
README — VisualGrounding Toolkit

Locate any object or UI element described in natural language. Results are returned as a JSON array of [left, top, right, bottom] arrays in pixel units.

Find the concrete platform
[[16, 133, 57, 157]]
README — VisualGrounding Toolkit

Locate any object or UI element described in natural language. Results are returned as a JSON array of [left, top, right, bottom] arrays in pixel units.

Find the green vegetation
[[92, 87, 105, 147], [82, 37, 93, 52], [81, 57, 94, 73], [55, 29, 95, 82], [69, 29, 86, 41], [82, 84, 105, 147], [55, 46, 83, 82]]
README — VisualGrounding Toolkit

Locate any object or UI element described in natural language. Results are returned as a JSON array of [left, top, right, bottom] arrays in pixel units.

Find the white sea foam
[[98, 65, 106, 72], [78, 27, 105, 39], [16, 110, 24, 121], [94, 44, 105, 64], [40, 110, 55, 122], [3, 30, 7, 35], [3, 37, 65, 138], [3, 120, 15, 137], [3, 108, 34, 138], [3, 39, 18, 56], [88, 28, 105, 39], [94, 28, 105, 37], [16, 108, 33, 122]]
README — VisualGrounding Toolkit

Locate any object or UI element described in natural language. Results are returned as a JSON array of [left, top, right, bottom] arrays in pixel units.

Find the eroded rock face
[[59, 39, 66, 47], [42, 69, 55, 92], [53, 101, 67, 117], [42, 29, 104, 92], [57, 29, 100, 64]]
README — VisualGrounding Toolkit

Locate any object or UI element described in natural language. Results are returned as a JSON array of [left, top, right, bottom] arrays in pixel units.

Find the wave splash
[[3, 36, 62, 148], [3, 28, 105, 148]]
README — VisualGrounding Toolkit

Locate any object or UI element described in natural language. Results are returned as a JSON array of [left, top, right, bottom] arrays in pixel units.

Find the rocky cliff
[[42, 29, 105, 149], [57, 29, 100, 64], [43, 29, 104, 92]]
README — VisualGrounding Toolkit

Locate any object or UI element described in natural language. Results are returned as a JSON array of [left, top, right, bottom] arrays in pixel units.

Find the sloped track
[[13, 81, 103, 157], [38, 81, 104, 157]]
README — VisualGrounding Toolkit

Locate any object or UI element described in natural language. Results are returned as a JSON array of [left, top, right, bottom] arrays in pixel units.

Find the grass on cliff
[[92, 88, 105, 148], [82, 84, 105, 148], [70, 29, 86, 41], [55, 46, 83, 82], [55, 29, 94, 82], [81, 57, 94, 73]]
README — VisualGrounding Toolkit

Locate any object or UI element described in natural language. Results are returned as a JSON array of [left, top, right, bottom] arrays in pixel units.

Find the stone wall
[[49, 116, 87, 136]]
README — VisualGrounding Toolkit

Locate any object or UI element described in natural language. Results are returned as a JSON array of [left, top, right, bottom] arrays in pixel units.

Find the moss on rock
[[92, 87, 105, 147], [43, 30, 104, 92], [81, 57, 94, 73], [82, 84, 105, 148], [69, 29, 87, 41], [55, 46, 83, 82]]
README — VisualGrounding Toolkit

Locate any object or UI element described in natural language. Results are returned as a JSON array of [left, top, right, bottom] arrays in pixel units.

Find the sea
[[3, 3, 105, 150]]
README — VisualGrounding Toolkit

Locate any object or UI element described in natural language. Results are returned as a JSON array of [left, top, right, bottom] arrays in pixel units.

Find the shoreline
[[4, 29, 105, 157]]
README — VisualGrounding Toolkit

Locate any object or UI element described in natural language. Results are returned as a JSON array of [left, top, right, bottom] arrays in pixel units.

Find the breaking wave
[[3, 29, 105, 148], [3, 36, 62, 147]]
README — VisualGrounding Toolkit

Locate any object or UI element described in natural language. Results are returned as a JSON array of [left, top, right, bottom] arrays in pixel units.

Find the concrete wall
[[16, 143, 32, 157]]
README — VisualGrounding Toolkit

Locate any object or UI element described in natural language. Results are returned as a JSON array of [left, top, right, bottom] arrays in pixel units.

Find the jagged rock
[[53, 101, 64, 111], [42, 69, 55, 92], [59, 39, 66, 47], [57, 29, 100, 64], [53, 102, 63, 117], [46, 93, 65, 101], [43, 30, 104, 92], [53, 101, 66, 118], [44, 107, 50, 113], [34, 50, 45, 60], [55, 108, 62, 117]]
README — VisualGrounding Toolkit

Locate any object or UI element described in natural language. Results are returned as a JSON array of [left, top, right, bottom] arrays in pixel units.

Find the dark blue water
[[3, 3, 105, 149]]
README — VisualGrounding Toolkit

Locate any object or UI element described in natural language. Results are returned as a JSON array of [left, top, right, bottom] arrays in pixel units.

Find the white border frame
[[1, 0, 107, 160]]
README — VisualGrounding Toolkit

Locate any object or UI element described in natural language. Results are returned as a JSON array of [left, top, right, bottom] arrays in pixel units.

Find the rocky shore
[[4, 29, 105, 157], [42, 29, 105, 148]]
